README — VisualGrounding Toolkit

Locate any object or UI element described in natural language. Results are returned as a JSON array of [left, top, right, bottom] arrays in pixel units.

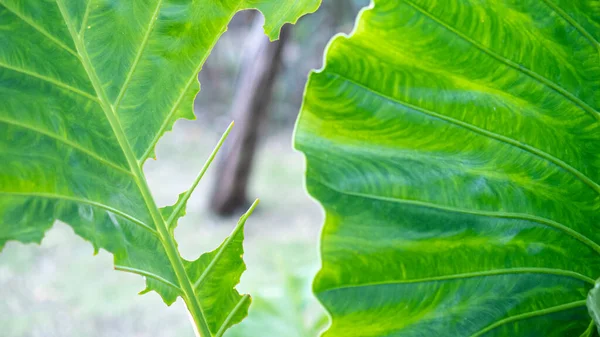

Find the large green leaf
[[0, 0, 319, 336], [295, 0, 600, 336]]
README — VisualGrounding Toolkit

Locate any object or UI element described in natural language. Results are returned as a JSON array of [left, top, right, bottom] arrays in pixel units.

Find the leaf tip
[[223, 121, 235, 139], [246, 198, 260, 216]]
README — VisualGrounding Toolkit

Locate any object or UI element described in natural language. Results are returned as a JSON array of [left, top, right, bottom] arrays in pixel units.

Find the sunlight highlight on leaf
[[295, 0, 600, 335]]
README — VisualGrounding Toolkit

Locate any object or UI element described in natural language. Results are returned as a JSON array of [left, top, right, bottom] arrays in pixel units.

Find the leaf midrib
[[53, 2, 213, 336], [3, 1, 253, 335]]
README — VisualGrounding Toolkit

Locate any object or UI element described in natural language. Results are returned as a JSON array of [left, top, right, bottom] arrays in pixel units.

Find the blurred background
[[0, 2, 368, 337]]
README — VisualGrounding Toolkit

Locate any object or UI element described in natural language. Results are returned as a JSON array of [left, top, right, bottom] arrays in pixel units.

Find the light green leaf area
[[0, 0, 318, 336], [295, 0, 600, 336]]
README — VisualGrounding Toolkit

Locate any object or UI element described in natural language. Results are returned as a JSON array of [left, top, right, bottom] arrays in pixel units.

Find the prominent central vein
[[53, 2, 212, 336]]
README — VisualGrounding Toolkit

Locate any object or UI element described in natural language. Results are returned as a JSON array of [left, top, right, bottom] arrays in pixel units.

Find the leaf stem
[[54, 1, 212, 336]]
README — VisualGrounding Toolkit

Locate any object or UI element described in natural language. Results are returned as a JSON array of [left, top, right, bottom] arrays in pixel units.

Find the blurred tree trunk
[[210, 17, 290, 216], [330, 0, 349, 28]]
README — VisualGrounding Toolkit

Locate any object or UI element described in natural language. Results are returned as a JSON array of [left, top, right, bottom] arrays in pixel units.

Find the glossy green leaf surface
[[0, 0, 319, 336], [295, 0, 600, 336]]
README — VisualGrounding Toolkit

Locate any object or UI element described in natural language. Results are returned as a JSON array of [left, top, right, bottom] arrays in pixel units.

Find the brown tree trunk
[[210, 17, 290, 216]]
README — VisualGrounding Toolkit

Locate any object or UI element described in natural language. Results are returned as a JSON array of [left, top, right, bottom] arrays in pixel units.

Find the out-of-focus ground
[[0, 2, 367, 336]]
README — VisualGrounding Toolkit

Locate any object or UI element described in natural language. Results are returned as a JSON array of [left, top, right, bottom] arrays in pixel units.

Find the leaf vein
[[113, 0, 164, 109], [115, 265, 182, 292], [0, 1, 78, 58], [53, 2, 213, 334], [215, 295, 251, 337], [313, 178, 600, 255], [402, 0, 600, 122], [540, 0, 600, 53], [192, 200, 258, 290], [0, 191, 158, 236], [327, 71, 600, 195], [578, 320, 595, 337], [317, 268, 594, 295], [0, 61, 99, 102], [78, 0, 93, 37], [166, 123, 233, 228], [0, 116, 132, 176], [138, 5, 240, 162], [469, 300, 587, 337]]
